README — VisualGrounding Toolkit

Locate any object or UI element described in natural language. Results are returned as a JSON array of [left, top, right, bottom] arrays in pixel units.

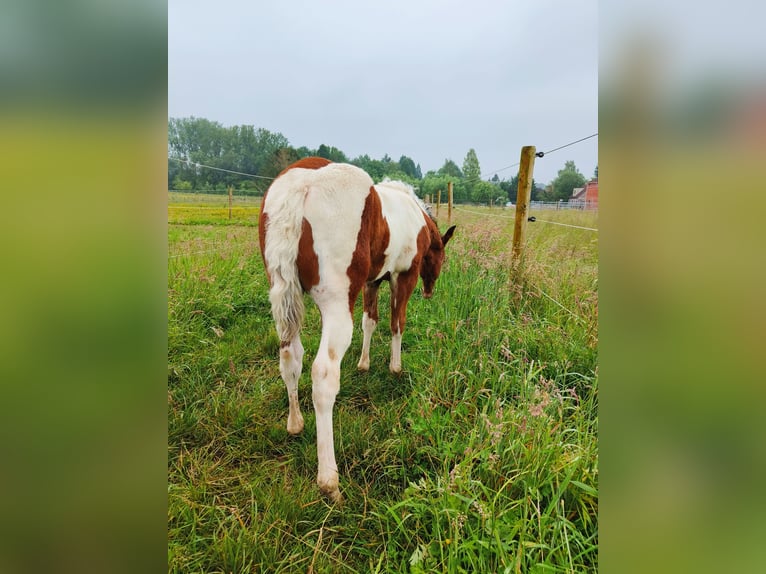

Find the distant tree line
[[168, 117, 592, 203]]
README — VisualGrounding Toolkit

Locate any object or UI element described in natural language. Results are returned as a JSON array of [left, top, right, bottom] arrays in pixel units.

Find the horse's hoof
[[286, 414, 304, 435], [319, 484, 342, 504], [318, 474, 341, 503]]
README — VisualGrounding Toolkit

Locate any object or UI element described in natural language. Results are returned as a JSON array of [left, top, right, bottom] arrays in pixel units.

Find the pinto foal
[[259, 157, 455, 501]]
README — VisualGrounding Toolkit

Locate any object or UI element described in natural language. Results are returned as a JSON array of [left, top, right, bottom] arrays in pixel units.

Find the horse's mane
[[377, 179, 435, 221]]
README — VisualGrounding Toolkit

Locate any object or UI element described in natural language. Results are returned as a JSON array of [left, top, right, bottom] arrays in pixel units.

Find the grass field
[[168, 194, 598, 573], [168, 191, 262, 226]]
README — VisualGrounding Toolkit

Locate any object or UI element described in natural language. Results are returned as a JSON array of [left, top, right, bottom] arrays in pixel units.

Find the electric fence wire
[[452, 205, 598, 232], [483, 132, 598, 178]]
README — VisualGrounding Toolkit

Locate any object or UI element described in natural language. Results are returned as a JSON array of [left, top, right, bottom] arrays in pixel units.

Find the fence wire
[[452, 205, 598, 232]]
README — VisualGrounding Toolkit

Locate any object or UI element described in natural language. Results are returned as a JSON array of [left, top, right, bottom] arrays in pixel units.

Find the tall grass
[[168, 203, 598, 572]]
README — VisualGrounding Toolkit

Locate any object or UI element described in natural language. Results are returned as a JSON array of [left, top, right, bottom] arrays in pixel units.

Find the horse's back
[[301, 164, 372, 280], [264, 161, 375, 297], [266, 162, 372, 216]]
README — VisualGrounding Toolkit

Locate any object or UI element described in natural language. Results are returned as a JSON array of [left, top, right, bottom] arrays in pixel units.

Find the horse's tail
[[263, 182, 307, 345]]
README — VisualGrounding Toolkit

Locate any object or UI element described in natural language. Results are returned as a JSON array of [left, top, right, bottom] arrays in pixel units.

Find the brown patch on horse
[[277, 156, 332, 177], [418, 215, 450, 296], [346, 186, 390, 312], [297, 218, 320, 292], [415, 223, 435, 284], [391, 266, 420, 335], [422, 213, 442, 247], [362, 283, 380, 322], [389, 227, 429, 334]]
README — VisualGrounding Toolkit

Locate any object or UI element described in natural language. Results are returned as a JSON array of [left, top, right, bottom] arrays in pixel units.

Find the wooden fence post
[[437, 189, 441, 216], [228, 186, 233, 220], [448, 181, 453, 223], [512, 146, 537, 260]]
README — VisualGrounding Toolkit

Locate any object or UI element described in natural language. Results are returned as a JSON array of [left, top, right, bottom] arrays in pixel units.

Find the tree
[[420, 173, 468, 204], [541, 184, 556, 202], [168, 117, 291, 190], [504, 175, 541, 203], [551, 160, 587, 201], [438, 159, 462, 178], [398, 155, 420, 179], [168, 116, 229, 189], [461, 148, 481, 202], [317, 144, 331, 159], [351, 154, 375, 177], [473, 181, 497, 205], [295, 146, 315, 159], [593, 164, 598, 180], [262, 147, 300, 179], [352, 154, 402, 181], [317, 144, 348, 163], [462, 149, 481, 183], [349, 153, 425, 184], [171, 176, 192, 191]]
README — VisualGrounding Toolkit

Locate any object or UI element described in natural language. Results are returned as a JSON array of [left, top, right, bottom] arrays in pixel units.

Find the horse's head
[[420, 224, 456, 298]]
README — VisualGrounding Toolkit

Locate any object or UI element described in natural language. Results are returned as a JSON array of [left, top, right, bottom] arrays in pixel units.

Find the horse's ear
[[442, 225, 456, 246]]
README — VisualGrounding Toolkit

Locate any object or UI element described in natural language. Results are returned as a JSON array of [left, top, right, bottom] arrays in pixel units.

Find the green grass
[[168, 202, 598, 573]]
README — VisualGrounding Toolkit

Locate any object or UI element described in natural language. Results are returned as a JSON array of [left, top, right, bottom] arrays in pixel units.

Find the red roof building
[[571, 180, 598, 208]]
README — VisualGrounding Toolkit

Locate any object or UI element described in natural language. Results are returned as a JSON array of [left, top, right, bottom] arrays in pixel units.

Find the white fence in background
[[446, 200, 598, 211], [527, 200, 597, 211]]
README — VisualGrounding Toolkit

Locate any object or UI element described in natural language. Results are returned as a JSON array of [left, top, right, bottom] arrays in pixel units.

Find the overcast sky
[[169, 0, 598, 185]]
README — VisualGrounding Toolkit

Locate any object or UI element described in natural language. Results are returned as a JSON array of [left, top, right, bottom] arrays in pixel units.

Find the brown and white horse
[[258, 157, 455, 501]]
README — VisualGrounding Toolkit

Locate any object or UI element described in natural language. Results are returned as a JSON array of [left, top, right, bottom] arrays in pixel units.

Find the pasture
[[168, 192, 598, 573]]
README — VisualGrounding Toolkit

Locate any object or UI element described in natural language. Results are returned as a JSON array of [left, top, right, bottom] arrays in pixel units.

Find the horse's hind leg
[[311, 297, 354, 502], [280, 334, 305, 435], [270, 277, 306, 436], [357, 281, 380, 372]]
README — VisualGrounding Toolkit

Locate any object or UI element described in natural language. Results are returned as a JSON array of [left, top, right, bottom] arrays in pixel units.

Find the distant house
[[729, 93, 766, 148], [571, 180, 598, 208]]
